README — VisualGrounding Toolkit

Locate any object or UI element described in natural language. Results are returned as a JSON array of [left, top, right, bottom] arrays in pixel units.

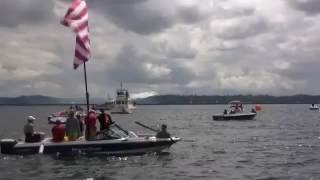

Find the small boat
[[97, 83, 136, 114], [213, 101, 257, 121], [48, 105, 85, 124], [0, 124, 180, 156], [309, 104, 319, 110]]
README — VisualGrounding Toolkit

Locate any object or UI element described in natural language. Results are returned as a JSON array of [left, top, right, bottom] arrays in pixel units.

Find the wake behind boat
[[0, 124, 180, 156], [213, 101, 258, 121]]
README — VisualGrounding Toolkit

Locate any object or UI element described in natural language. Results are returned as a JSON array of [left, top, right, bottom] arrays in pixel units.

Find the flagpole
[[83, 62, 90, 114]]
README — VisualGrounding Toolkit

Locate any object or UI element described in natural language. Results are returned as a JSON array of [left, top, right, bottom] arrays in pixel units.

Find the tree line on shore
[[1, 94, 320, 105], [135, 94, 320, 105]]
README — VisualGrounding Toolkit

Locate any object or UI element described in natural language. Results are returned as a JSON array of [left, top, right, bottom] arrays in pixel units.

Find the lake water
[[0, 104, 320, 180]]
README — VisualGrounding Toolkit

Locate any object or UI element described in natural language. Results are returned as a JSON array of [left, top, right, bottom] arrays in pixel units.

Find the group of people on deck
[[23, 107, 172, 143], [24, 108, 113, 143]]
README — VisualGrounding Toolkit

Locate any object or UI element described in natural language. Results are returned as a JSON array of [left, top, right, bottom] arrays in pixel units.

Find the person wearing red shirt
[[85, 110, 97, 140], [52, 120, 65, 142]]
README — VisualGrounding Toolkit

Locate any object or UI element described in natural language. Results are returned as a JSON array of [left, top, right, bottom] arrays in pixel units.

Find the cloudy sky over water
[[1, 0, 320, 98]]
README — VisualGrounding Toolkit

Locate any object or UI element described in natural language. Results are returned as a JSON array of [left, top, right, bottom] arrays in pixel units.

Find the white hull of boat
[[111, 105, 133, 114], [1, 137, 181, 156]]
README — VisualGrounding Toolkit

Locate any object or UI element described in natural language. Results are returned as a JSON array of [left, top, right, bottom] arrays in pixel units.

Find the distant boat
[[48, 104, 85, 124], [97, 83, 136, 114], [213, 101, 257, 121], [309, 104, 319, 110]]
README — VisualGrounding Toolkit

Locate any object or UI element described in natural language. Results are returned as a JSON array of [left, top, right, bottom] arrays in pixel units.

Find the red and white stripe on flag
[[62, 0, 90, 69]]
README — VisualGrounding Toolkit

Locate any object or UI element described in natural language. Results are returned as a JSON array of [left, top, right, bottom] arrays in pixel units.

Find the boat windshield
[[109, 124, 128, 138], [95, 123, 139, 140]]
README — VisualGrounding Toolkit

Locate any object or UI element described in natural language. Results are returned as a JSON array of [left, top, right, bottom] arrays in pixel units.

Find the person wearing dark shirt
[[75, 112, 84, 135], [98, 109, 113, 131], [156, 124, 171, 139], [52, 120, 65, 142]]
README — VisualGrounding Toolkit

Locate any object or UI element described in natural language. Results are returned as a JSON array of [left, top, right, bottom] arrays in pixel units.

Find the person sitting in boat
[[156, 124, 171, 139], [98, 109, 113, 131], [24, 116, 43, 143], [52, 120, 65, 142], [85, 109, 97, 140], [75, 105, 83, 111], [235, 105, 242, 113], [65, 111, 81, 141], [251, 108, 257, 113], [223, 109, 228, 115], [90, 104, 97, 111]]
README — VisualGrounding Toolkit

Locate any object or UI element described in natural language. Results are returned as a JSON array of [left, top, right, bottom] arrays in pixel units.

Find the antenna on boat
[[83, 62, 90, 114]]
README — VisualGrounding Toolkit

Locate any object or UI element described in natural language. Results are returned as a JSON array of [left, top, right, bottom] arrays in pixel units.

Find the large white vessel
[[97, 83, 136, 114], [111, 86, 136, 114]]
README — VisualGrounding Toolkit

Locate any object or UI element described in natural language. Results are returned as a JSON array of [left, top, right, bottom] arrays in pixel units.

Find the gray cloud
[[153, 37, 197, 59], [106, 45, 194, 85], [2, 0, 320, 97], [177, 5, 210, 24], [277, 61, 320, 81], [85, 0, 211, 35], [213, 15, 269, 40], [87, 0, 175, 35], [287, 0, 320, 15], [0, 0, 55, 27]]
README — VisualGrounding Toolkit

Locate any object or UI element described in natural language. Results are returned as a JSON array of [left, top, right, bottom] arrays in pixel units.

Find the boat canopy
[[116, 89, 129, 98], [229, 100, 242, 104], [228, 100, 244, 113]]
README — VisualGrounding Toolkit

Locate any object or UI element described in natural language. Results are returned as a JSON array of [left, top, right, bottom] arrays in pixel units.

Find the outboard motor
[[0, 139, 17, 154]]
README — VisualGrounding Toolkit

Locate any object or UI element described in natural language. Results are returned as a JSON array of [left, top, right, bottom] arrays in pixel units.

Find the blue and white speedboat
[[0, 124, 180, 156]]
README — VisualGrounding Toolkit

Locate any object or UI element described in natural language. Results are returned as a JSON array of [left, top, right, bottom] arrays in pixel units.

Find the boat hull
[[0, 137, 180, 156], [110, 106, 132, 114], [213, 113, 257, 121]]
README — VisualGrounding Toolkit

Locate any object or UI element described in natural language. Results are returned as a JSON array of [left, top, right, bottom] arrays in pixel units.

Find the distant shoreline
[[0, 103, 314, 106], [1, 94, 320, 105]]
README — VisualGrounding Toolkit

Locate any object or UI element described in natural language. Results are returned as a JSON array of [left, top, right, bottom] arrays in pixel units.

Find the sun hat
[[27, 116, 36, 122]]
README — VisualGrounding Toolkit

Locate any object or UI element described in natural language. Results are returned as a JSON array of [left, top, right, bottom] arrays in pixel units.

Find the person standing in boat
[[85, 110, 97, 140], [52, 120, 65, 142], [75, 112, 84, 135], [156, 124, 171, 139], [98, 109, 113, 131], [65, 111, 81, 141], [24, 116, 42, 143]]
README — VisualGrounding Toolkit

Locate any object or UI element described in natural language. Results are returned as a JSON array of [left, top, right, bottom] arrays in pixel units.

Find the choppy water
[[1, 104, 320, 180]]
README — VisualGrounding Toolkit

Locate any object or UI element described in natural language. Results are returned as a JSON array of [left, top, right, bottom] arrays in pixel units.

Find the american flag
[[62, 0, 90, 69]]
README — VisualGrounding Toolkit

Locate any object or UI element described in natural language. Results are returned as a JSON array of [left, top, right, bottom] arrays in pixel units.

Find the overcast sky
[[1, 0, 320, 98]]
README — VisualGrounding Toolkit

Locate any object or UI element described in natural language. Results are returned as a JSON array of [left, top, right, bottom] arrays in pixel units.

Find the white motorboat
[[213, 101, 257, 121], [309, 104, 319, 110], [97, 83, 136, 114]]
